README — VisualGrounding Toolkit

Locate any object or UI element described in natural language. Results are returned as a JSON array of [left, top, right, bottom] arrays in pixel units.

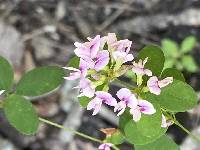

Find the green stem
[[39, 117, 120, 150], [114, 78, 135, 90], [39, 117, 102, 143], [174, 120, 200, 143]]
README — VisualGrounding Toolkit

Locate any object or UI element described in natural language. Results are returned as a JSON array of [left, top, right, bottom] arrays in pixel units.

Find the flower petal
[[130, 108, 141, 122], [94, 50, 109, 71], [89, 35, 101, 58], [0, 90, 5, 95], [138, 100, 156, 115], [114, 101, 126, 116], [147, 76, 161, 95], [161, 114, 167, 128], [125, 54, 134, 62], [96, 91, 117, 106], [144, 69, 152, 76], [87, 97, 102, 115], [99, 143, 113, 150], [127, 94, 138, 109], [132, 67, 144, 75], [116, 88, 132, 100], [158, 77, 173, 88], [80, 78, 95, 98]]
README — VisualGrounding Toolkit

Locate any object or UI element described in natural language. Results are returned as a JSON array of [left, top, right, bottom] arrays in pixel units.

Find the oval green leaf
[[150, 80, 197, 112], [181, 55, 198, 73], [4, 94, 39, 135], [161, 39, 179, 57], [135, 135, 180, 150], [180, 36, 197, 54], [16, 66, 65, 96], [161, 68, 185, 82], [124, 120, 167, 145], [138, 45, 165, 76], [0, 56, 14, 91]]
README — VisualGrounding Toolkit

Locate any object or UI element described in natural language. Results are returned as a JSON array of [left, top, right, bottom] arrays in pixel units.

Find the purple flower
[[94, 50, 110, 71], [132, 57, 152, 76], [147, 76, 173, 95], [161, 114, 173, 128], [74, 35, 109, 71], [130, 99, 156, 122], [112, 39, 132, 53], [74, 35, 101, 59], [103, 33, 134, 63], [114, 88, 137, 116], [77, 78, 95, 98], [99, 143, 113, 150], [87, 91, 117, 115]]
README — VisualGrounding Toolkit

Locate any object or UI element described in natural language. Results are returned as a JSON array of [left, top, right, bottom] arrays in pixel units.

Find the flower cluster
[[64, 34, 174, 149]]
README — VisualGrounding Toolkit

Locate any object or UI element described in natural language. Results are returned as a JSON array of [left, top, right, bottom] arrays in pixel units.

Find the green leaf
[[136, 94, 162, 137], [4, 94, 39, 135], [119, 109, 132, 133], [161, 39, 179, 57], [79, 96, 90, 108], [161, 68, 185, 82], [16, 66, 65, 96], [181, 55, 198, 73], [67, 56, 80, 68], [120, 109, 166, 145], [124, 120, 167, 145], [0, 56, 14, 91], [138, 45, 165, 76], [135, 135, 180, 150], [105, 130, 125, 145], [180, 36, 197, 53], [149, 80, 197, 112]]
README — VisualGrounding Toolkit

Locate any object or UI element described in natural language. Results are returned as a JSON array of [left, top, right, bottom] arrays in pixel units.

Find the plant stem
[[39, 117, 120, 150], [39, 117, 102, 143], [114, 78, 135, 90], [174, 120, 200, 143]]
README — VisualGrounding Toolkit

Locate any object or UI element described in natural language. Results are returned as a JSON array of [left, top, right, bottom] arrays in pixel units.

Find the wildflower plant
[[0, 33, 198, 150], [161, 36, 198, 72]]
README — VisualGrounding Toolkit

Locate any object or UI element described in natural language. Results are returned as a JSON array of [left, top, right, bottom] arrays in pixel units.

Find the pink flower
[[161, 114, 173, 128], [103, 33, 134, 63], [147, 76, 173, 95], [113, 51, 134, 63], [87, 91, 117, 115], [63, 59, 87, 80], [114, 88, 138, 116], [74, 35, 101, 59], [130, 99, 156, 122], [76, 78, 95, 98], [81, 50, 109, 71], [132, 57, 152, 76], [99, 143, 113, 150], [74, 35, 109, 71], [113, 39, 132, 53]]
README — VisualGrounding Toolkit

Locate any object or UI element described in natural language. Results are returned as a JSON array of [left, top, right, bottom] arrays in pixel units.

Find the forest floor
[[0, 0, 200, 150]]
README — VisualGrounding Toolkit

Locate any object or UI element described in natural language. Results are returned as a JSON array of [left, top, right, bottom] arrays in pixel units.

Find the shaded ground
[[0, 0, 200, 149]]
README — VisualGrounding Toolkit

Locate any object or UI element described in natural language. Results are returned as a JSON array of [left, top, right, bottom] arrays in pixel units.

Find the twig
[[96, 0, 135, 32]]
